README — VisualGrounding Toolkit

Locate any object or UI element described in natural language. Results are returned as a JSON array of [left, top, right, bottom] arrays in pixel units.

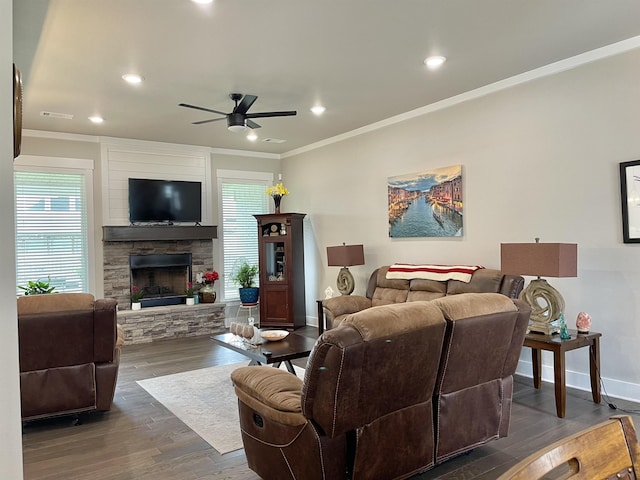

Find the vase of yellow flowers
[[266, 182, 289, 214]]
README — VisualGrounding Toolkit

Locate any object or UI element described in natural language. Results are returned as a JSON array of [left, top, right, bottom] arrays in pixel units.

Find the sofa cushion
[[407, 278, 448, 302], [371, 267, 410, 306], [431, 292, 517, 320], [446, 269, 504, 295]]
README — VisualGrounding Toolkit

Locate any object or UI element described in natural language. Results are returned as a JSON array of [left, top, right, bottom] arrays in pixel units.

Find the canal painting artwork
[[388, 165, 463, 238]]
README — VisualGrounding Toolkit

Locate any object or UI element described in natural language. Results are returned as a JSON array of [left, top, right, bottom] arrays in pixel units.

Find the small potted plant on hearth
[[130, 285, 144, 310], [232, 262, 259, 305], [185, 282, 196, 305]]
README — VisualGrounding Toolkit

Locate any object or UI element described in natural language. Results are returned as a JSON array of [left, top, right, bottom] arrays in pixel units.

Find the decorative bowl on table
[[260, 330, 289, 342]]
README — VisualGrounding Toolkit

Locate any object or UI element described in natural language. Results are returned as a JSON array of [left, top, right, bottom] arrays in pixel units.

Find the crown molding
[[23, 129, 281, 159], [23, 129, 99, 143], [210, 147, 280, 160], [282, 35, 640, 159]]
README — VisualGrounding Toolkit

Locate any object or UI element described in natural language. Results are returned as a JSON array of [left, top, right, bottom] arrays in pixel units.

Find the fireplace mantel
[[103, 225, 217, 242]]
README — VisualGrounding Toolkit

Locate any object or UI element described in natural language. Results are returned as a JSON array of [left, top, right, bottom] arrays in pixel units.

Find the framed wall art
[[620, 159, 640, 243], [388, 165, 463, 238]]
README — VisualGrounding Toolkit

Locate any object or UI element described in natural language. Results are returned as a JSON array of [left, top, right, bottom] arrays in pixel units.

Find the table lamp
[[326, 243, 365, 295], [500, 238, 577, 334]]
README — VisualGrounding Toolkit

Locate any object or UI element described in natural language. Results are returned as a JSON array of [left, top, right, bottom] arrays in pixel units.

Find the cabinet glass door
[[264, 242, 286, 282]]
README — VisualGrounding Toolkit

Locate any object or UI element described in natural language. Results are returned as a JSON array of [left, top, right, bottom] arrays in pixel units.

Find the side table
[[523, 329, 602, 418]]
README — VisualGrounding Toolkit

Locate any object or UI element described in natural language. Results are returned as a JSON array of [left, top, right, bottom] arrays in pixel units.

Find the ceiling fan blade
[[179, 103, 228, 116], [192, 117, 227, 125], [246, 119, 262, 129], [234, 95, 258, 115], [245, 111, 297, 119]]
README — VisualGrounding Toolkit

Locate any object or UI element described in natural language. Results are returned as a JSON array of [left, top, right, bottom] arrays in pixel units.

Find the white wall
[[100, 138, 213, 225], [283, 48, 640, 401], [20, 133, 282, 304], [1, 0, 25, 476]]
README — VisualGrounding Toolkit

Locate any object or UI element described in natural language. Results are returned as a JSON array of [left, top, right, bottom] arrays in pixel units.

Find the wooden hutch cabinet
[[254, 213, 306, 330]]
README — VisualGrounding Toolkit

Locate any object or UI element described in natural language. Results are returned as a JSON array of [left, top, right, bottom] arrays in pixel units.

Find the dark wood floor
[[22, 326, 640, 480]]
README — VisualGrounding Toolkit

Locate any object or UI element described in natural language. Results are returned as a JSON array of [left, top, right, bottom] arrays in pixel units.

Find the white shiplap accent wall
[[100, 139, 212, 225]]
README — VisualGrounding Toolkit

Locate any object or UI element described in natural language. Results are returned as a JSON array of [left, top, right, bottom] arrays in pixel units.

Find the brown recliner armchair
[[231, 293, 530, 480], [17, 293, 123, 421]]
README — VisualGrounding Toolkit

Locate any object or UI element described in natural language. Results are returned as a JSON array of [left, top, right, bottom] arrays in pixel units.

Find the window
[[14, 164, 93, 294], [218, 170, 272, 301]]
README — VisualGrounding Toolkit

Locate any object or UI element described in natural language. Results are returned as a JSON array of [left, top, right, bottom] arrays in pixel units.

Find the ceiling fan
[[179, 93, 296, 133]]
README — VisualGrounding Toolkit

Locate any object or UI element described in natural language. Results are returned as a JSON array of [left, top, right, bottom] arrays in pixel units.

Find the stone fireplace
[[103, 231, 213, 310], [129, 253, 192, 307], [102, 225, 225, 344]]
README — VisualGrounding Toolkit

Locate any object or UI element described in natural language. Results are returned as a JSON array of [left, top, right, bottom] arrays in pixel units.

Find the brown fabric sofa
[[321, 265, 524, 330], [231, 293, 531, 480], [17, 293, 123, 421]]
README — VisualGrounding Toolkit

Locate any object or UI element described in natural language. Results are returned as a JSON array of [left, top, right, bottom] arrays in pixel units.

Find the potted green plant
[[232, 262, 259, 304], [18, 277, 56, 295]]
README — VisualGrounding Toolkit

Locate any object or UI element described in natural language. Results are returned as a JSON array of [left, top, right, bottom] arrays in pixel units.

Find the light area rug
[[137, 361, 305, 454]]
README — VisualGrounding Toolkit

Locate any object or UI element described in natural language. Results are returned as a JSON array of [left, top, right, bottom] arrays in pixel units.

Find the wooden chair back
[[498, 415, 640, 480]]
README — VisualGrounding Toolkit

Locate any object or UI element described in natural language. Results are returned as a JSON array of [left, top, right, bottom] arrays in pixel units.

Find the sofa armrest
[[500, 274, 525, 299], [322, 295, 372, 329]]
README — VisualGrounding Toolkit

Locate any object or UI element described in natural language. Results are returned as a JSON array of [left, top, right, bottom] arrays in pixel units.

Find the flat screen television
[[129, 178, 202, 224]]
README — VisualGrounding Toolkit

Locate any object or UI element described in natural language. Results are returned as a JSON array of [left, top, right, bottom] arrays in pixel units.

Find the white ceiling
[[13, 0, 640, 155]]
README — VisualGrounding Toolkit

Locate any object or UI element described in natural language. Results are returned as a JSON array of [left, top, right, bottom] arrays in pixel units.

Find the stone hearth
[[103, 230, 224, 343], [118, 302, 225, 344]]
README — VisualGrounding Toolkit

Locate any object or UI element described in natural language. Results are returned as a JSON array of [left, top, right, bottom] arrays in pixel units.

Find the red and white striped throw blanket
[[386, 263, 484, 283]]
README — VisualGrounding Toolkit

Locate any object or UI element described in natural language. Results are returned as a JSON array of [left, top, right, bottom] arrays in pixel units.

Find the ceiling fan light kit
[[227, 112, 248, 132]]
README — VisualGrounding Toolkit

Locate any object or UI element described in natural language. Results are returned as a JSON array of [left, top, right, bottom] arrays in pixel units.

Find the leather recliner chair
[[231, 293, 530, 480], [17, 293, 123, 421]]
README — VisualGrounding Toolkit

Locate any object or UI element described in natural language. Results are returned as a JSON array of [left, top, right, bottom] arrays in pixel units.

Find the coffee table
[[210, 331, 317, 375]]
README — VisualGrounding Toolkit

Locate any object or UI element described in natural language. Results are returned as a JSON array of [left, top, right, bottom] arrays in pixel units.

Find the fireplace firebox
[[129, 253, 192, 307]]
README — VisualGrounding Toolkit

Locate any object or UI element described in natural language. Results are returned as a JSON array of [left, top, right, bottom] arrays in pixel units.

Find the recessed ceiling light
[[310, 105, 326, 115], [89, 116, 104, 124], [246, 132, 258, 141], [424, 55, 446, 70], [192, 0, 213, 4], [122, 73, 143, 84]]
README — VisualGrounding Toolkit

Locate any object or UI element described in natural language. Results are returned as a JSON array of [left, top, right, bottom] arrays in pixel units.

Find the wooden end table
[[523, 329, 602, 418]]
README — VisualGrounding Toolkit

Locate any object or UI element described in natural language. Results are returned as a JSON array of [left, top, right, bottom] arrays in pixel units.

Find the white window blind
[[14, 171, 89, 294], [220, 179, 270, 300]]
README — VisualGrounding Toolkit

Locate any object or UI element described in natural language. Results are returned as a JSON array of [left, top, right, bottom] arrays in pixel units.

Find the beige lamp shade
[[327, 244, 365, 267], [500, 243, 577, 278], [500, 240, 577, 334], [327, 244, 365, 295]]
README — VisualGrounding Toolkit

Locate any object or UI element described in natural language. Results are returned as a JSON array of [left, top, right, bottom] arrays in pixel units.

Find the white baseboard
[[516, 359, 640, 403]]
